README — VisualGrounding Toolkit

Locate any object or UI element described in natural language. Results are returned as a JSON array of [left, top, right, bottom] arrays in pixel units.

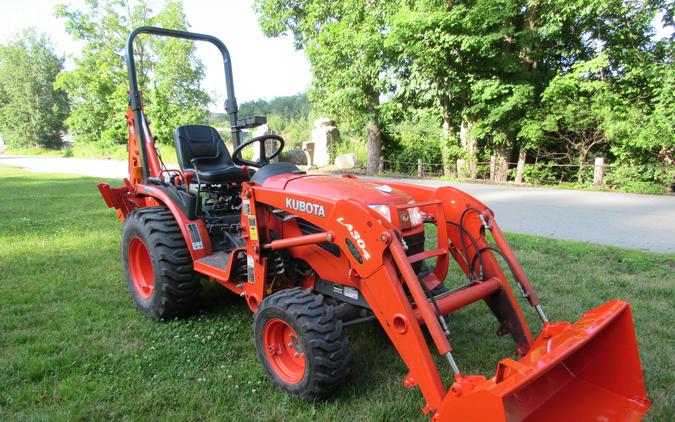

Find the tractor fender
[[135, 183, 212, 260]]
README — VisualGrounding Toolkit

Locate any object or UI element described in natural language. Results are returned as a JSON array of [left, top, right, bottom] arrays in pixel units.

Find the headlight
[[368, 204, 391, 222], [408, 205, 424, 226], [368, 203, 424, 228]]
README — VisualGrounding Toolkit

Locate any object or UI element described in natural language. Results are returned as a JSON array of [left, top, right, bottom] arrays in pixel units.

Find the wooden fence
[[376, 156, 610, 185]]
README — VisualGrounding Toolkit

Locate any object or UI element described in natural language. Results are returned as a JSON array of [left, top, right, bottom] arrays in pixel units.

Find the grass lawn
[[1, 164, 673, 421]]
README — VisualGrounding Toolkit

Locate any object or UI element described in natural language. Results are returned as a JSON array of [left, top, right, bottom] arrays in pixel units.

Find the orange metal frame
[[98, 104, 650, 421]]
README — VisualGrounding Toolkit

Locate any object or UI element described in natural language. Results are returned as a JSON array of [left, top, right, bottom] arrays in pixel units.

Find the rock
[[302, 141, 315, 166], [250, 124, 278, 163], [310, 118, 340, 167], [334, 153, 357, 169], [314, 117, 335, 128], [284, 149, 307, 165]]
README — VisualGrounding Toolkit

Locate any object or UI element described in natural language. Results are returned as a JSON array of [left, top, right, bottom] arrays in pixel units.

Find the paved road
[[2, 155, 673, 252]]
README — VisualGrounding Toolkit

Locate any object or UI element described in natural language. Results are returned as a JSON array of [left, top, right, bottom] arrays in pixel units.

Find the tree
[[143, 1, 210, 144], [538, 56, 613, 182], [238, 94, 312, 149], [0, 29, 69, 148], [529, 0, 674, 177], [55, 0, 208, 147], [238, 93, 310, 121], [254, 0, 672, 190], [387, 0, 535, 178], [254, 0, 396, 173]]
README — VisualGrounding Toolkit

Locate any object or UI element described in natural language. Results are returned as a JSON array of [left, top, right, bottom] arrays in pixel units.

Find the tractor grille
[[296, 219, 341, 257], [297, 218, 424, 268]]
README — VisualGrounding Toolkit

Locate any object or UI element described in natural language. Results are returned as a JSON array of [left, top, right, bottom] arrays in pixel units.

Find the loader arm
[[242, 177, 650, 421]]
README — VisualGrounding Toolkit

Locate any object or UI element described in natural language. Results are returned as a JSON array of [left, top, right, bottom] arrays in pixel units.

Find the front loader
[[98, 27, 651, 421]]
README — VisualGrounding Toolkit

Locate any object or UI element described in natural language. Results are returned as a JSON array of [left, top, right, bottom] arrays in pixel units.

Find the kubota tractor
[[98, 27, 651, 421]]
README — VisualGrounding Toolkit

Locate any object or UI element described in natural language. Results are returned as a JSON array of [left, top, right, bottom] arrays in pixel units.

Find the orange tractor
[[99, 27, 651, 421]]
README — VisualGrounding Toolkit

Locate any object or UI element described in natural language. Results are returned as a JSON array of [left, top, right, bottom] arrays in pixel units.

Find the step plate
[[196, 251, 232, 270]]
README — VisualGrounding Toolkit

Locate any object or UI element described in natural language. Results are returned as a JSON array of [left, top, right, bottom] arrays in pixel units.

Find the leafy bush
[[267, 113, 312, 151], [604, 165, 670, 194], [393, 121, 443, 163], [334, 135, 367, 166], [71, 141, 128, 161], [522, 162, 561, 184], [474, 163, 491, 179], [382, 119, 443, 174]]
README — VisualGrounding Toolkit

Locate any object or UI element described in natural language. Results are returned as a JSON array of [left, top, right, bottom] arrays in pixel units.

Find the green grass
[[0, 164, 673, 421], [3, 146, 65, 157]]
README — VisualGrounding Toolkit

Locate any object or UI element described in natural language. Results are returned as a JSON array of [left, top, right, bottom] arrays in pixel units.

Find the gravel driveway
[[2, 155, 673, 252]]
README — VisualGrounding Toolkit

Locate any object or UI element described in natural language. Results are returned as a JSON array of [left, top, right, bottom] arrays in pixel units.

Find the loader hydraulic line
[[485, 215, 550, 323], [459, 207, 486, 281], [389, 236, 463, 375]]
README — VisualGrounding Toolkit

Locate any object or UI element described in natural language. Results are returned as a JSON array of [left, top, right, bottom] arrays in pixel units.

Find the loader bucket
[[438, 300, 650, 422]]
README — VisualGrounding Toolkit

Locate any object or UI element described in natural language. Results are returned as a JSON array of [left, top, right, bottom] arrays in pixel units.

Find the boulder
[[334, 153, 357, 169], [251, 124, 278, 163], [314, 117, 335, 128], [310, 118, 340, 167], [284, 149, 307, 165], [302, 141, 315, 166]]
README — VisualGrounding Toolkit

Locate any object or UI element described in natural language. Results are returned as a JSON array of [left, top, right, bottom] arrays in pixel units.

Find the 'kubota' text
[[286, 198, 326, 217]]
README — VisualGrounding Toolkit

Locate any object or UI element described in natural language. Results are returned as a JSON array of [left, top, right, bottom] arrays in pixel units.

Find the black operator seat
[[173, 124, 249, 184]]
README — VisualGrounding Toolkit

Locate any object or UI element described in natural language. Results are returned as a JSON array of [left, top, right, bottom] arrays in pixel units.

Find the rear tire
[[253, 288, 351, 398], [121, 206, 200, 320]]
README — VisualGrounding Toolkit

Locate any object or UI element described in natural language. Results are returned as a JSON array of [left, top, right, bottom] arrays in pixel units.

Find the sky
[[0, 0, 312, 109]]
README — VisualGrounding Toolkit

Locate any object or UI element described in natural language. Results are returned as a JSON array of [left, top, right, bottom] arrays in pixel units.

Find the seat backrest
[[173, 125, 234, 171]]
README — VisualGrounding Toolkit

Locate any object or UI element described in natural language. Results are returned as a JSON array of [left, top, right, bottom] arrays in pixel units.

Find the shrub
[[522, 162, 561, 184], [604, 165, 670, 194], [334, 135, 367, 166]]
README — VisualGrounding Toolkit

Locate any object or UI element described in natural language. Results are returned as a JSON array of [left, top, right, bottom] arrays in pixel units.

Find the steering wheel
[[232, 134, 285, 168]]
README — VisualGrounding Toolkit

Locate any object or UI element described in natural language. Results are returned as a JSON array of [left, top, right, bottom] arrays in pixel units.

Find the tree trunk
[[495, 145, 510, 182], [460, 118, 477, 179], [515, 147, 527, 184], [577, 146, 588, 184], [441, 111, 453, 177], [366, 120, 382, 175]]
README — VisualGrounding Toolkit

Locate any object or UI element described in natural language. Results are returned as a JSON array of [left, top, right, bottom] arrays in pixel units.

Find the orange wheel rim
[[129, 237, 154, 299], [263, 318, 306, 384]]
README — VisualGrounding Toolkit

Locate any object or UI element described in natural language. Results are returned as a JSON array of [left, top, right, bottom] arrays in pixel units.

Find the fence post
[[378, 156, 385, 173], [417, 159, 424, 178], [515, 148, 526, 184], [456, 159, 466, 179], [490, 155, 496, 181], [594, 157, 604, 186]]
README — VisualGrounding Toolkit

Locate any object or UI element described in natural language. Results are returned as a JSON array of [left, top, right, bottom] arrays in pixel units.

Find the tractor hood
[[261, 173, 414, 206]]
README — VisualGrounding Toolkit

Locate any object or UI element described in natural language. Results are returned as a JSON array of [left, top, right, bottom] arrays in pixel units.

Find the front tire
[[253, 288, 351, 398], [121, 206, 200, 320]]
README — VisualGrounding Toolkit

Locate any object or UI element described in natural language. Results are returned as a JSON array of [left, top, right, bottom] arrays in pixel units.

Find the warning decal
[[186, 223, 203, 250], [248, 215, 258, 241]]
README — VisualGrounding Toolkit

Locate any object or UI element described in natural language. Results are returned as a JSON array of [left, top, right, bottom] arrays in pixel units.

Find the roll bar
[[125, 26, 241, 180]]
